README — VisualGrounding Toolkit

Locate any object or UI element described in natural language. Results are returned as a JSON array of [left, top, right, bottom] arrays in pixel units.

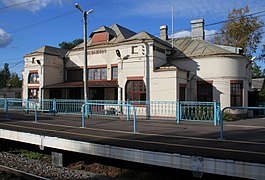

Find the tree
[[252, 62, 265, 78], [6, 73, 22, 87], [214, 5, 264, 59], [59, 39, 84, 50], [0, 63, 11, 87]]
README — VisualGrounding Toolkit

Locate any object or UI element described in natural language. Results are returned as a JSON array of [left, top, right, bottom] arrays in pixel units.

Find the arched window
[[125, 80, 146, 102], [28, 72, 39, 83]]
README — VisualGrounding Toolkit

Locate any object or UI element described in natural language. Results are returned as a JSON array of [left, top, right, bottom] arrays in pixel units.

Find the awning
[[44, 80, 118, 89]]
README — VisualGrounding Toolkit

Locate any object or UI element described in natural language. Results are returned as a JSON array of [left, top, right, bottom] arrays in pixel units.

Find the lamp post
[[75, 3, 93, 105]]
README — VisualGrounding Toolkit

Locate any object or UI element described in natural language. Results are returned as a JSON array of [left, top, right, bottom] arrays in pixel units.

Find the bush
[[223, 111, 241, 121]]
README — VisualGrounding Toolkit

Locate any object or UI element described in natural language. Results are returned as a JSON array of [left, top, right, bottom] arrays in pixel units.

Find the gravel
[[0, 152, 115, 180]]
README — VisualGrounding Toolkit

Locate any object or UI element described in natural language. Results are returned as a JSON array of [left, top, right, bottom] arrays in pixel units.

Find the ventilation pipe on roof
[[160, 25, 168, 41], [191, 18, 205, 40]]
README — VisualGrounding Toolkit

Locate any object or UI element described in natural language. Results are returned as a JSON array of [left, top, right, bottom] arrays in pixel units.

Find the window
[[111, 66, 118, 79], [197, 81, 213, 102], [88, 68, 107, 80], [32, 57, 35, 63], [126, 80, 146, 102], [132, 46, 138, 54], [67, 69, 83, 82], [28, 72, 39, 83], [231, 81, 243, 106], [28, 88, 39, 99]]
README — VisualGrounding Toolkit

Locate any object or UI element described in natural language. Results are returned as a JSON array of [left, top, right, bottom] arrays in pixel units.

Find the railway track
[[0, 164, 49, 180]]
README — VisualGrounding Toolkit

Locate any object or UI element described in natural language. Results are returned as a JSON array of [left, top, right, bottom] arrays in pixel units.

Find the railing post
[[214, 101, 217, 126], [53, 98, 57, 113], [133, 106, 137, 133], [176, 100, 180, 124], [4, 98, 8, 113], [84, 99, 89, 118], [220, 109, 224, 140], [81, 104, 85, 128], [26, 99, 29, 111], [126, 99, 130, 121], [118, 100, 123, 115], [34, 101, 37, 122]]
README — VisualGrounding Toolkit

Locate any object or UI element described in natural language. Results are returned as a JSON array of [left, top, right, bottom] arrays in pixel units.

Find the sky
[[0, 0, 265, 76]]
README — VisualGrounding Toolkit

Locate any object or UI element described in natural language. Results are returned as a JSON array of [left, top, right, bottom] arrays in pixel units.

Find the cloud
[[0, 28, 12, 47], [170, 29, 217, 42], [205, 30, 218, 42], [0, 0, 63, 12]]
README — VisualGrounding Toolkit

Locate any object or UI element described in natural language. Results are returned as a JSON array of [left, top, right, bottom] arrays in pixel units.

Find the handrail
[[81, 102, 137, 133], [3, 98, 38, 122], [220, 106, 265, 139]]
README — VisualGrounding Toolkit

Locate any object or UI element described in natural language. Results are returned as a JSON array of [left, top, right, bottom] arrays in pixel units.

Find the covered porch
[[43, 80, 118, 100]]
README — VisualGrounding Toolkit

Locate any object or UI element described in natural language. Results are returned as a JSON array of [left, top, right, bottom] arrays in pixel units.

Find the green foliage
[[223, 111, 241, 121], [7, 73, 22, 87], [0, 63, 22, 87], [252, 62, 265, 78], [19, 150, 51, 163], [0, 63, 11, 87], [214, 5, 264, 59], [59, 39, 84, 50], [258, 87, 265, 102]]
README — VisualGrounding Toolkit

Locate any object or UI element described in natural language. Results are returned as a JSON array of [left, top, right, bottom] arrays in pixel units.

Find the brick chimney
[[191, 18, 205, 40], [160, 25, 168, 41]]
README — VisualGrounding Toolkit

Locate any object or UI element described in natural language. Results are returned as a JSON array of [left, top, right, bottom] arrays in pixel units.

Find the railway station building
[[22, 19, 251, 109]]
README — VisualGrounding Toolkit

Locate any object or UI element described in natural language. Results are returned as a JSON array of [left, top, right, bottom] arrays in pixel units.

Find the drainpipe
[[37, 59, 43, 109]]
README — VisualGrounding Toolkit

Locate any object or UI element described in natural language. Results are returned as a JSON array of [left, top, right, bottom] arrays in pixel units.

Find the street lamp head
[[75, 3, 83, 12], [86, 9, 93, 15]]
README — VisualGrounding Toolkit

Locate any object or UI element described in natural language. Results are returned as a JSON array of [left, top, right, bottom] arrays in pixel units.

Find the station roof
[[170, 37, 237, 59], [24, 45, 67, 58]]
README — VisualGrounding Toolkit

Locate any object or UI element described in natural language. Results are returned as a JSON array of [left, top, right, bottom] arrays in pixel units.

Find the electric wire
[[0, 0, 38, 11], [1, 4, 265, 66]]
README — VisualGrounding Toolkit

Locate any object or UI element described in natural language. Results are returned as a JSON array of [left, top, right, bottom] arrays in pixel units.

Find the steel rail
[[0, 164, 50, 180]]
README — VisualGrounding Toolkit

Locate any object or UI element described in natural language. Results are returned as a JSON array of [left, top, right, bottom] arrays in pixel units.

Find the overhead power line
[[0, 0, 38, 11], [9, 61, 23, 69], [8, 10, 76, 33]]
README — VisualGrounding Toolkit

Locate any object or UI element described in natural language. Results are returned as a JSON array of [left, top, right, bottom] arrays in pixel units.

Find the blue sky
[[0, 0, 265, 76]]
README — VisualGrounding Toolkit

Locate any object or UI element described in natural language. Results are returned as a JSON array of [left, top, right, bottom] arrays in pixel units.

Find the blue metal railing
[[220, 106, 265, 140], [176, 101, 220, 125], [81, 102, 137, 133], [0, 98, 220, 125], [0, 98, 38, 122]]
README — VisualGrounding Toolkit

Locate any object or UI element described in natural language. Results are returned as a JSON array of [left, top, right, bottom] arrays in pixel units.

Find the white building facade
[[22, 19, 251, 109]]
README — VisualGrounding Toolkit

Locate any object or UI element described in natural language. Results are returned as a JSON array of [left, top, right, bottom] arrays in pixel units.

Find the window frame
[[28, 72, 39, 84], [111, 66, 118, 80], [28, 88, 39, 99], [230, 81, 243, 106], [132, 46, 138, 54], [125, 80, 146, 103], [88, 67, 107, 80]]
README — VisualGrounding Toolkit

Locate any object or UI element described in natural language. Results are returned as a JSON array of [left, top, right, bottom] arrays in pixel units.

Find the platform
[[0, 111, 265, 179]]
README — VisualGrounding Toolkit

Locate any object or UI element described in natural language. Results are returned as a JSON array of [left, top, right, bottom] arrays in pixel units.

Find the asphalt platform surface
[[0, 111, 264, 164]]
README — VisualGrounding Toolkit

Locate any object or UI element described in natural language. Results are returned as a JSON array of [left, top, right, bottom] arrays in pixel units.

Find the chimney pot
[[191, 18, 205, 40], [160, 25, 168, 41]]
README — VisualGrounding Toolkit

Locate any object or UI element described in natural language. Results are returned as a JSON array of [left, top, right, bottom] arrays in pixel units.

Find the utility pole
[[172, 0, 174, 48], [75, 3, 93, 104]]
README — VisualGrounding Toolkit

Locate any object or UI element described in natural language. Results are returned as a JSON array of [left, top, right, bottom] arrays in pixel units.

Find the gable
[[92, 32, 108, 45]]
